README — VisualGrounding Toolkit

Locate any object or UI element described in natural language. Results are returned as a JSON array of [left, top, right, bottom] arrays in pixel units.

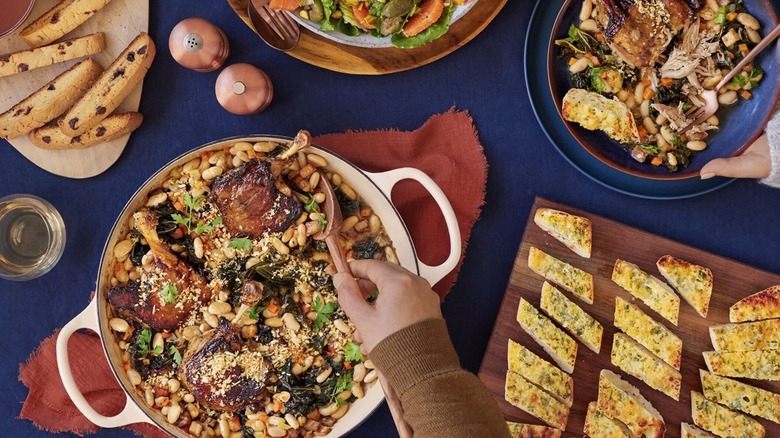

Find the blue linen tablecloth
[[2, 1, 780, 436]]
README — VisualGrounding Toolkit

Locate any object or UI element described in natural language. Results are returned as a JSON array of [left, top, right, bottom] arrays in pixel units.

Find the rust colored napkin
[[18, 108, 487, 436]]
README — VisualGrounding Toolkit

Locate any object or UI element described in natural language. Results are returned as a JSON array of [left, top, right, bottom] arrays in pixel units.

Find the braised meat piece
[[180, 318, 271, 411], [107, 210, 211, 332], [596, 0, 697, 69], [210, 159, 302, 238]]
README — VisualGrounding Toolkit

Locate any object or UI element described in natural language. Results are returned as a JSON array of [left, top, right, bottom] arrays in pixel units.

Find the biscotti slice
[[506, 421, 562, 438], [583, 401, 633, 438], [657, 255, 713, 318], [611, 333, 682, 400], [0, 33, 105, 78], [528, 246, 594, 304], [60, 32, 155, 136], [730, 285, 780, 322], [30, 112, 142, 149], [691, 391, 766, 438], [507, 338, 574, 406], [516, 298, 578, 374], [614, 296, 682, 370], [709, 318, 780, 352], [562, 88, 640, 144], [703, 349, 780, 380], [533, 208, 592, 258], [681, 422, 717, 438], [0, 58, 103, 140], [505, 371, 570, 430], [700, 370, 780, 423], [612, 259, 680, 325], [596, 370, 665, 438], [20, 0, 113, 47], [540, 282, 603, 353]]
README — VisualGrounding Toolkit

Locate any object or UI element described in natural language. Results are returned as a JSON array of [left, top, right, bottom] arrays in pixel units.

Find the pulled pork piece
[[652, 103, 691, 131], [685, 122, 718, 141], [660, 19, 720, 79]]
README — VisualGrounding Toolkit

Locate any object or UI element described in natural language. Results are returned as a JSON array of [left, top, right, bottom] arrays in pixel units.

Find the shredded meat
[[661, 19, 720, 79]]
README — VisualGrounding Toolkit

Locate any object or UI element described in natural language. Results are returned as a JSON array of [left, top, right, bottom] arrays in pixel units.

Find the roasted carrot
[[651, 157, 663, 166], [402, 0, 445, 37], [353, 4, 376, 29], [568, 57, 577, 66], [661, 77, 673, 87], [741, 90, 752, 99], [267, 302, 280, 314], [637, 125, 648, 138], [643, 88, 655, 100], [269, 0, 300, 10], [727, 11, 738, 21]]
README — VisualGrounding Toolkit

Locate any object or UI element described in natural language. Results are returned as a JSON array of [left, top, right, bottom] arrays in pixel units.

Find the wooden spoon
[[313, 174, 413, 438]]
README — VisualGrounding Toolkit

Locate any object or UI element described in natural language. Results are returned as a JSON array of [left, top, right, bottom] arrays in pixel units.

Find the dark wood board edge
[[226, 0, 507, 74], [478, 196, 780, 437]]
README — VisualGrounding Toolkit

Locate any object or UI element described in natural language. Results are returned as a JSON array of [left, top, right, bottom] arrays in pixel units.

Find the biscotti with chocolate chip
[[20, 0, 113, 47], [59, 32, 155, 137], [0, 33, 105, 78], [0, 58, 103, 140], [30, 112, 142, 149]]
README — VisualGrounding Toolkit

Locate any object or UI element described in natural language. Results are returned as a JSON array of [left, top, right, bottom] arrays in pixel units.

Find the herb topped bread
[[506, 421, 562, 438], [681, 422, 717, 438], [709, 318, 780, 352], [516, 298, 578, 374], [533, 208, 592, 258], [528, 246, 594, 304], [507, 338, 574, 406], [730, 285, 780, 322], [540, 281, 603, 353], [614, 296, 682, 370], [657, 255, 713, 318], [700, 370, 780, 423], [505, 370, 570, 430], [611, 259, 680, 325], [583, 401, 633, 438], [610, 333, 682, 400], [691, 391, 766, 438], [703, 349, 780, 381], [561, 88, 640, 144], [596, 370, 665, 438]]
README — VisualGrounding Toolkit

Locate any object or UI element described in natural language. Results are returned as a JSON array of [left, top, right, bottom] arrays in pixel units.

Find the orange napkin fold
[[18, 108, 487, 436]]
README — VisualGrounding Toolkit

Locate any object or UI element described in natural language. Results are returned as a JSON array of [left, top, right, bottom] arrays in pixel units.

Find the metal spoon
[[247, 0, 301, 51], [313, 175, 413, 438]]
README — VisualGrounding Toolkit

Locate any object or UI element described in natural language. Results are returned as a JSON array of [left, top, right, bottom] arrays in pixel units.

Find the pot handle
[[366, 167, 462, 286], [56, 298, 153, 428]]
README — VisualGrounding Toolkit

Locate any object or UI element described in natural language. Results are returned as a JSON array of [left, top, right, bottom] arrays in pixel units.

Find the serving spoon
[[313, 175, 414, 438]]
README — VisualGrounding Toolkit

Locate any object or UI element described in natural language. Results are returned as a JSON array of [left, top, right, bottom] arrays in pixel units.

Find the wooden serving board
[[478, 197, 780, 437], [0, 0, 149, 179], [226, 0, 506, 75]]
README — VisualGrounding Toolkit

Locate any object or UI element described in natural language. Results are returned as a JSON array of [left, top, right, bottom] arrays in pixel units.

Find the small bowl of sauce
[[1, 0, 35, 37]]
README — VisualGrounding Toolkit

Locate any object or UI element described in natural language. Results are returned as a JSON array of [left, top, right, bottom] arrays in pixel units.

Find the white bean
[[209, 301, 232, 315], [316, 366, 333, 383], [640, 99, 651, 118], [193, 236, 204, 259], [364, 369, 378, 384], [146, 192, 168, 207], [668, 154, 678, 167], [318, 402, 339, 417], [353, 363, 366, 382], [333, 319, 351, 334], [687, 140, 708, 151], [306, 153, 327, 167], [579, 0, 593, 21], [110, 317, 129, 332], [113, 239, 134, 261], [718, 90, 738, 105], [364, 359, 375, 369], [660, 126, 676, 144], [748, 29, 761, 44], [285, 413, 300, 429], [332, 403, 349, 420], [568, 57, 590, 74], [642, 117, 658, 135], [579, 18, 598, 33], [202, 166, 223, 181], [267, 427, 287, 437], [167, 403, 182, 424], [351, 383, 364, 398], [737, 13, 760, 30], [282, 312, 301, 332], [126, 369, 142, 386], [265, 317, 283, 328], [706, 115, 719, 126], [634, 82, 645, 103]]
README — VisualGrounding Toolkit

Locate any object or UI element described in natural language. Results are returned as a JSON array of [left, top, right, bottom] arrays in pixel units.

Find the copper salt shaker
[[168, 17, 229, 72], [215, 63, 273, 115]]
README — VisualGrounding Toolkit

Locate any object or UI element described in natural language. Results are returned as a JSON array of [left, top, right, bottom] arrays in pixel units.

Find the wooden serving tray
[[0, 0, 149, 179], [226, 0, 506, 75], [478, 197, 780, 437]]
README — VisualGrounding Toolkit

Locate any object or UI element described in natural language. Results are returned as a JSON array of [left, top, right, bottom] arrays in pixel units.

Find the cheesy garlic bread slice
[[611, 333, 681, 400], [584, 401, 633, 438], [700, 370, 780, 423], [528, 246, 594, 304], [506, 421, 562, 438], [507, 338, 574, 406], [703, 349, 780, 381], [612, 259, 680, 325], [681, 422, 717, 438], [540, 282, 603, 353], [596, 370, 665, 438], [516, 298, 578, 373], [505, 371, 570, 430], [709, 318, 780, 352], [614, 296, 682, 370], [730, 285, 780, 323], [533, 208, 592, 258], [691, 391, 766, 438], [657, 255, 713, 318]]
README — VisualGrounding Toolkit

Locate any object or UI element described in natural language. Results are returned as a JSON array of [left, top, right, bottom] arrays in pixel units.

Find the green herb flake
[[312, 295, 338, 329], [345, 342, 363, 363], [137, 328, 153, 355], [170, 346, 182, 365], [330, 371, 354, 404], [160, 283, 179, 304], [229, 237, 253, 251]]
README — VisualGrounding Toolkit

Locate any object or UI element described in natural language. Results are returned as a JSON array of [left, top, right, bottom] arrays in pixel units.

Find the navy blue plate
[[526, 0, 777, 198]]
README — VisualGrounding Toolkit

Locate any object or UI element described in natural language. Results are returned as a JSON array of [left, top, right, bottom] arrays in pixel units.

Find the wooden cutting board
[[478, 197, 780, 437], [0, 0, 149, 179], [225, 0, 506, 75]]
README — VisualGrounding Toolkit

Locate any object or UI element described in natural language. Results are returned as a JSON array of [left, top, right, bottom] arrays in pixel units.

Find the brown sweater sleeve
[[369, 318, 511, 438]]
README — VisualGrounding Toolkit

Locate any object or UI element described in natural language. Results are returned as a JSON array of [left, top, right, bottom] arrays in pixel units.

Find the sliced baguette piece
[[0, 58, 103, 140], [507, 338, 574, 406], [533, 208, 592, 258], [0, 33, 105, 78], [20, 0, 113, 47], [681, 422, 717, 438], [611, 333, 681, 400], [730, 285, 780, 323], [528, 246, 594, 304], [516, 298, 578, 374], [60, 32, 155, 136], [583, 401, 633, 438], [700, 369, 780, 423], [561, 88, 640, 144], [614, 296, 682, 370], [612, 259, 680, 325], [709, 318, 780, 352], [657, 255, 713, 318], [691, 391, 765, 438], [506, 421, 562, 438], [703, 349, 780, 380], [504, 370, 569, 430], [540, 281, 603, 353], [596, 369, 665, 438], [30, 112, 143, 149]]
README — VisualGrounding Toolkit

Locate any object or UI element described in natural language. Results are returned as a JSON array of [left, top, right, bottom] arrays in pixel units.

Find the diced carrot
[[258, 413, 269, 422], [273, 400, 283, 412], [596, 32, 604, 42], [174, 201, 184, 211], [727, 51, 735, 59], [642, 79, 651, 87], [727, 11, 738, 21], [161, 332, 172, 339], [584, 52, 593, 59], [123, 362, 132, 371], [344, 361, 353, 370], [267, 302, 280, 314], [568, 57, 577, 66], [591, 56, 601, 67], [741, 90, 752, 99], [402, 0, 445, 37], [352, 4, 376, 30], [643, 88, 655, 100], [651, 157, 663, 166], [738, 43, 749, 54], [269, 0, 300, 11], [661, 77, 673, 87], [637, 125, 648, 138]]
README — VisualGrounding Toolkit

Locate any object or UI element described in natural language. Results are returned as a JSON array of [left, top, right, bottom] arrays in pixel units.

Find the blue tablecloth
[[2, 1, 780, 436]]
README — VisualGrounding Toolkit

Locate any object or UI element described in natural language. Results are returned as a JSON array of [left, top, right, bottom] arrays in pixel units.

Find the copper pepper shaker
[[215, 63, 273, 115], [168, 17, 229, 72]]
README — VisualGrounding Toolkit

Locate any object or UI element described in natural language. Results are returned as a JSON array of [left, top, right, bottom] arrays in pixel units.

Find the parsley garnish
[[229, 237, 252, 251], [331, 371, 354, 406], [311, 295, 337, 329], [295, 192, 328, 229], [171, 193, 221, 234], [160, 283, 178, 304], [136, 329, 162, 356], [170, 346, 182, 366], [344, 342, 362, 363]]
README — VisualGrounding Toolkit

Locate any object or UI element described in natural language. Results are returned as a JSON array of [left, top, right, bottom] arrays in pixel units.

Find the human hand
[[700, 133, 771, 180], [333, 259, 442, 354]]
